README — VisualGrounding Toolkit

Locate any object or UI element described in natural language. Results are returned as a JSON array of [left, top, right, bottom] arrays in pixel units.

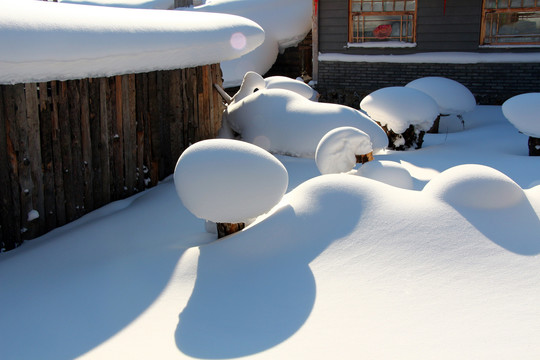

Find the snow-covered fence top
[[0, 1, 264, 84]]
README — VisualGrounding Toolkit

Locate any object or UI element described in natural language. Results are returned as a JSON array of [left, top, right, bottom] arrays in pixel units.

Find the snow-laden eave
[[319, 51, 540, 64], [0, 1, 265, 84]]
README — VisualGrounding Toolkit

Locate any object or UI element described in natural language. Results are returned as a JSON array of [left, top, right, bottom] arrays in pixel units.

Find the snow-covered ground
[[1, 105, 540, 359]]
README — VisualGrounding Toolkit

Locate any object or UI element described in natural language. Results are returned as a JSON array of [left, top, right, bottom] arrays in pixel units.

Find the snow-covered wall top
[[60, 0, 175, 9], [319, 52, 540, 64], [0, 1, 264, 84]]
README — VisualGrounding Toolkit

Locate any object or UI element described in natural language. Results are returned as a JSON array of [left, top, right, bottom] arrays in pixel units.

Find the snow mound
[[174, 139, 288, 223], [502, 93, 540, 138], [406, 77, 476, 115], [265, 76, 318, 101], [423, 164, 526, 209], [60, 0, 174, 9], [186, 0, 312, 87], [0, 1, 264, 84], [224, 83, 388, 157], [356, 160, 414, 190], [360, 86, 439, 134], [315, 127, 372, 175]]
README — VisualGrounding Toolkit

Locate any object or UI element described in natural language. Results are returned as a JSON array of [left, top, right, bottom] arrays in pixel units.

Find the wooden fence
[[0, 64, 225, 251]]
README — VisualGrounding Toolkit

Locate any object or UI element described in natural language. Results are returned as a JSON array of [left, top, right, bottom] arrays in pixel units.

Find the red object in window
[[373, 24, 392, 39]]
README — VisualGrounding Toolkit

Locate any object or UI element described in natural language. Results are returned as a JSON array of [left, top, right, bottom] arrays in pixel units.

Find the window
[[349, 0, 416, 44], [482, 0, 540, 45]]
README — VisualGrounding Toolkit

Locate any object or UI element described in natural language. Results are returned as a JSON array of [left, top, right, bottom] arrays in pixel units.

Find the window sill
[[347, 41, 417, 48], [479, 44, 540, 49]]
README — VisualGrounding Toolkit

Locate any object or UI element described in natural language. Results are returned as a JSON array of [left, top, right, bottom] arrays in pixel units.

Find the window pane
[[510, 0, 523, 8], [484, 11, 540, 44], [405, 0, 415, 11], [394, 1, 405, 11], [523, 0, 536, 6]]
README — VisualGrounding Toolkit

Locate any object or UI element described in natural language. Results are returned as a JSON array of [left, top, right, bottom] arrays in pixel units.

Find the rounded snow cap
[[406, 77, 476, 115], [360, 86, 439, 134], [174, 139, 288, 223], [423, 164, 526, 209], [502, 93, 540, 138], [315, 127, 372, 175], [356, 160, 414, 190]]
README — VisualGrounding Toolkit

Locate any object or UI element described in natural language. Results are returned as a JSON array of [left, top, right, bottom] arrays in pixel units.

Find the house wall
[[317, 0, 540, 104], [0, 65, 225, 252]]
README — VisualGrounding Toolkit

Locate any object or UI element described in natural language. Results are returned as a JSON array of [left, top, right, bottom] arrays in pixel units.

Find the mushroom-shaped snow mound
[[360, 86, 439, 134], [174, 139, 288, 223], [356, 160, 414, 190], [315, 127, 373, 175], [502, 93, 540, 138], [406, 77, 476, 115], [423, 164, 526, 209], [264, 76, 318, 101]]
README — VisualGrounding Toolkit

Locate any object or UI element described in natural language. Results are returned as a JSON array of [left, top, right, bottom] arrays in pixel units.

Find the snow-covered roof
[[0, 1, 264, 84]]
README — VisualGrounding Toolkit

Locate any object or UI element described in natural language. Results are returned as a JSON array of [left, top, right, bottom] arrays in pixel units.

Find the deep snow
[[1, 105, 540, 360], [0, 1, 264, 84]]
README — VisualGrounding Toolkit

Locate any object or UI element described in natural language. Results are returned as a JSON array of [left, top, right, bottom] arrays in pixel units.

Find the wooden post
[[529, 136, 540, 156], [217, 222, 245, 238], [356, 151, 374, 164], [312, 0, 319, 83], [174, 0, 193, 7]]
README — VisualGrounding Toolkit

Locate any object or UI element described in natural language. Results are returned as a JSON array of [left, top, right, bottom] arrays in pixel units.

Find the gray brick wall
[[317, 61, 540, 106]]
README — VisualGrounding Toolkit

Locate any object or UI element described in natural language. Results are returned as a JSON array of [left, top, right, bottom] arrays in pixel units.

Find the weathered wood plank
[[0, 85, 19, 250], [50, 81, 66, 226], [122, 74, 137, 196], [79, 79, 94, 212], [67, 80, 85, 219], [135, 73, 148, 191], [88, 78, 103, 208], [38, 82, 57, 232], [148, 71, 161, 185], [57, 81, 76, 222], [169, 69, 183, 163], [24, 83, 46, 237], [99, 78, 112, 204], [160, 71, 173, 177], [112, 75, 125, 199]]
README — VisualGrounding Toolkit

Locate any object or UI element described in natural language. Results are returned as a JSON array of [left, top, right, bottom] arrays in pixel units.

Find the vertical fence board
[[25, 83, 46, 236], [67, 80, 85, 220], [122, 74, 136, 196], [99, 78, 112, 204], [3, 85, 22, 245], [135, 73, 148, 191], [169, 69, 183, 163], [113, 76, 125, 199], [0, 86, 18, 250], [38, 82, 57, 232], [50, 81, 66, 226], [88, 78, 103, 208], [80, 79, 94, 213]]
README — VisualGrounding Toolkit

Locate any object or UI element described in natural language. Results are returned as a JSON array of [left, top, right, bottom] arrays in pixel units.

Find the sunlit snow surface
[[1, 106, 540, 359], [0, 1, 264, 84]]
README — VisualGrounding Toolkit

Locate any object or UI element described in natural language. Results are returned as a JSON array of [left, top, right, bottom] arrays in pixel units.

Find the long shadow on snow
[[452, 196, 540, 256], [176, 181, 363, 358], [0, 181, 212, 360]]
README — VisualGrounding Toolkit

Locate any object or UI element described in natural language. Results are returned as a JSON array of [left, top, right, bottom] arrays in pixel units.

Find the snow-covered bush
[[356, 160, 414, 190], [423, 164, 526, 209], [360, 86, 439, 150], [174, 139, 288, 236], [223, 72, 387, 158], [502, 93, 540, 156], [315, 127, 373, 175], [406, 77, 476, 133]]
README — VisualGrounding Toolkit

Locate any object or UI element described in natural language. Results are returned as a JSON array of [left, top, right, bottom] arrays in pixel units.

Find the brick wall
[[317, 61, 540, 107]]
